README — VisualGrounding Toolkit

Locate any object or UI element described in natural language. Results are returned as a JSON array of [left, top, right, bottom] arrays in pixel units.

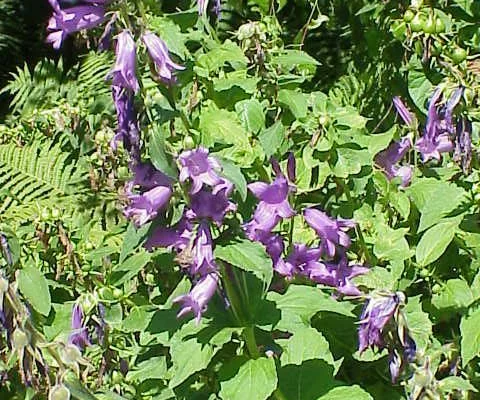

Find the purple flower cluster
[[141, 148, 235, 323], [243, 157, 366, 296], [387, 87, 469, 185], [47, 0, 107, 49], [123, 162, 172, 227], [358, 292, 416, 382]]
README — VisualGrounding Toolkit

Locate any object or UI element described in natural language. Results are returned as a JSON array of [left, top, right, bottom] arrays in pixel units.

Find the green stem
[[218, 262, 244, 325], [243, 326, 260, 359]]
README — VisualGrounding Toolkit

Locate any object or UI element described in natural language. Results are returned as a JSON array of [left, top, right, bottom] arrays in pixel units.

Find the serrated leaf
[[460, 307, 480, 366], [196, 40, 248, 72], [217, 157, 248, 201], [271, 50, 320, 68], [278, 326, 335, 367], [259, 122, 285, 158], [127, 356, 167, 382], [219, 358, 277, 400], [215, 239, 272, 286], [416, 218, 460, 267], [235, 99, 265, 133], [119, 223, 150, 263], [438, 376, 478, 393], [18, 264, 51, 316], [319, 385, 373, 399], [200, 107, 249, 147], [149, 126, 178, 179], [432, 279, 474, 310], [278, 90, 308, 119]]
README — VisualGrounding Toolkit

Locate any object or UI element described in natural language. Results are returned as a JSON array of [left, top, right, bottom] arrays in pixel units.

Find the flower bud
[[12, 329, 29, 350], [61, 344, 82, 365], [49, 385, 71, 400], [0, 277, 8, 293]]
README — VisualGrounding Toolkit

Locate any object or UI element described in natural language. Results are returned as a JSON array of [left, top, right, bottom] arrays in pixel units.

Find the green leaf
[[200, 107, 249, 147], [219, 358, 277, 400], [415, 218, 460, 267], [259, 122, 285, 158], [432, 279, 474, 310], [404, 296, 432, 351], [407, 178, 467, 232], [267, 285, 355, 332], [319, 386, 373, 399], [408, 56, 434, 112], [235, 99, 265, 133], [149, 125, 178, 179], [215, 239, 272, 287], [278, 360, 339, 400], [332, 148, 370, 178], [213, 71, 260, 93], [18, 264, 51, 316], [168, 337, 216, 388], [196, 40, 248, 72], [438, 376, 478, 393], [374, 225, 411, 262], [278, 90, 308, 119], [119, 223, 150, 263], [271, 50, 320, 68], [460, 307, 480, 366], [64, 376, 98, 400], [127, 356, 167, 383], [111, 251, 152, 286], [278, 326, 335, 367], [217, 157, 248, 201]]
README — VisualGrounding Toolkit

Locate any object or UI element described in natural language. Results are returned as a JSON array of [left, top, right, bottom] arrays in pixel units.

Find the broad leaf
[[18, 264, 51, 316]]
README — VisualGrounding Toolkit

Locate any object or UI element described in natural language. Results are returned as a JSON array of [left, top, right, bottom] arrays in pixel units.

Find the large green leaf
[[18, 264, 51, 316], [215, 239, 273, 287], [318, 386, 373, 399], [278, 326, 335, 367], [460, 307, 480, 366], [431, 279, 474, 310], [219, 358, 278, 400], [235, 99, 265, 133], [415, 218, 460, 267]]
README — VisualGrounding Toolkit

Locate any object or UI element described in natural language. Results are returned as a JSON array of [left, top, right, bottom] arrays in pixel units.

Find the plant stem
[[243, 326, 260, 359]]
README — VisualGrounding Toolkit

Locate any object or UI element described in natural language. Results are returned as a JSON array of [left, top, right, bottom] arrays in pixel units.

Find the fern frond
[[0, 140, 82, 220], [2, 59, 72, 117], [77, 51, 113, 98]]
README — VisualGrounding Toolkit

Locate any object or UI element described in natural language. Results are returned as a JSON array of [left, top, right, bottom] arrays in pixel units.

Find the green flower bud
[[61, 344, 82, 365], [49, 385, 71, 400], [12, 329, 29, 350]]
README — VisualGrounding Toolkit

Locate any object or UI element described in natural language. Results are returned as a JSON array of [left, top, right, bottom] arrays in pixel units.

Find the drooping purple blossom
[[190, 221, 217, 276], [174, 272, 219, 324], [47, 3, 105, 49], [393, 97, 414, 126], [142, 31, 184, 84], [111, 86, 140, 159], [415, 87, 464, 162], [98, 12, 116, 51], [145, 216, 193, 252], [128, 161, 172, 190], [443, 87, 464, 134], [454, 117, 472, 173], [282, 243, 322, 278], [358, 292, 403, 353], [68, 304, 91, 350], [186, 187, 236, 225], [244, 176, 295, 239], [287, 152, 296, 183], [307, 255, 368, 296], [107, 30, 139, 93], [124, 185, 172, 227], [255, 231, 288, 275], [304, 208, 355, 258], [178, 148, 223, 194], [375, 137, 413, 187]]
